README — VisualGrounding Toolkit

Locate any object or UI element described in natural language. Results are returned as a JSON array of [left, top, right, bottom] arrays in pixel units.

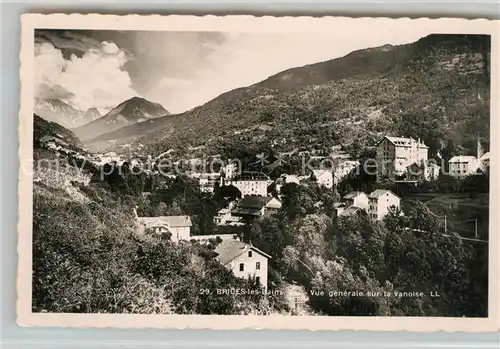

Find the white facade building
[[448, 156, 480, 179], [137, 215, 192, 242], [225, 172, 271, 197], [376, 136, 429, 181], [333, 160, 360, 184], [214, 239, 271, 290], [342, 191, 369, 210], [312, 170, 334, 189], [367, 189, 401, 221], [406, 160, 441, 182], [224, 162, 239, 180]]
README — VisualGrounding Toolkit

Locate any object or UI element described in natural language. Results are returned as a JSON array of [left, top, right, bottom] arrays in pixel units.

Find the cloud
[[34, 41, 138, 111]]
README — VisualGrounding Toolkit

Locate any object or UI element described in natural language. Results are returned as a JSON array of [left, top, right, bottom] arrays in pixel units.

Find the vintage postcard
[[17, 14, 499, 331]]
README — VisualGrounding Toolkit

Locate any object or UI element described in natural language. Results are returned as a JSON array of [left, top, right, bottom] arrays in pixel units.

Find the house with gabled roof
[[137, 215, 192, 242], [367, 189, 401, 221], [342, 191, 369, 210], [448, 155, 480, 179], [214, 239, 271, 290]]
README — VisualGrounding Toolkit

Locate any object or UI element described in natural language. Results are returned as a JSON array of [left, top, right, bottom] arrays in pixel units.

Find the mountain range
[[72, 97, 170, 141], [50, 34, 492, 161], [34, 99, 102, 128]]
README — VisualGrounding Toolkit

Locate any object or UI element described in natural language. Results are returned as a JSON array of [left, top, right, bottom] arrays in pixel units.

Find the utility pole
[[444, 214, 447, 233], [475, 218, 478, 239]]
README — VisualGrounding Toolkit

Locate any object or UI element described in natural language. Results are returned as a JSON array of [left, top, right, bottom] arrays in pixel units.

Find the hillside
[[35, 99, 101, 128], [34, 114, 83, 154], [86, 34, 490, 163], [73, 97, 170, 141]]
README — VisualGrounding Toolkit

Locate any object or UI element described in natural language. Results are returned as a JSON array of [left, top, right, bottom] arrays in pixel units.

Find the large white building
[[448, 155, 480, 179], [224, 171, 271, 197], [367, 189, 401, 221], [376, 136, 429, 181], [214, 239, 271, 290]]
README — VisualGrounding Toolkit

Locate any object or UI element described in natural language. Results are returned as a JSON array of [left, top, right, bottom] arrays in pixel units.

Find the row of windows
[[239, 262, 261, 271]]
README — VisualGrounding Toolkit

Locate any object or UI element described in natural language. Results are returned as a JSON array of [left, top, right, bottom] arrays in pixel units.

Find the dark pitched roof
[[339, 206, 362, 217], [214, 239, 271, 265], [237, 195, 271, 209]]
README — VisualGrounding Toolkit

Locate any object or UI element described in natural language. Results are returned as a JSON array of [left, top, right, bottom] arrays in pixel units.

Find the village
[[64, 133, 488, 293]]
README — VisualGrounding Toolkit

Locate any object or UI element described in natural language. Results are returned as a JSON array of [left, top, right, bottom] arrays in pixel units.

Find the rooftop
[[138, 215, 192, 227], [382, 136, 429, 149], [343, 191, 366, 200], [368, 189, 399, 199], [237, 195, 273, 209], [448, 155, 478, 163], [480, 152, 490, 161], [214, 239, 271, 266], [339, 206, 363, 217]]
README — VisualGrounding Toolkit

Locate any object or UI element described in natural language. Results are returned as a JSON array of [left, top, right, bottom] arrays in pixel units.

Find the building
[[333, 202, 346, 216], [214, 239, 271, 290], [275, 174, 301, 194], [406, 160, 441, 182], [338, 205, 364, 218], [448, 156, 480, 179], [223, 162, 240, 180], [137, 215, 192, 242], [311, 170, 333, 189], [213, 202, 244, 226], [225, 171, 271, 197], [231, 196, 282, 223], [376, 136, 429, 181], [333, 160, 359, 184], [367, 190, 401, 221], [342, 191, 369, 210], [479, 152, 490, 173], [190, 173, 221, 193], [189, 233, 240, 242]]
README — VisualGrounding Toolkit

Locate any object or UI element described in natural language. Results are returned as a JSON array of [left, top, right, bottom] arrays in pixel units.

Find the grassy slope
[[403, 193, 489, 239]]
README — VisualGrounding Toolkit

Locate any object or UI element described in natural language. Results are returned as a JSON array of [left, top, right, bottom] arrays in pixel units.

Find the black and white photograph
[[18, 15, 498, 331]]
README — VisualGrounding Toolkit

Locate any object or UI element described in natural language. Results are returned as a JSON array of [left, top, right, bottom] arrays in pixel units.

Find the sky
[[34, 27, 436, 114]]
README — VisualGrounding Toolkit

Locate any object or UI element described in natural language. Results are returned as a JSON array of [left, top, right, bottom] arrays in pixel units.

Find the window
[[256, 262, 260, 270], [248, 251, 253, 258], [239, 263, 244, 272], [256, 276, 260, 284]]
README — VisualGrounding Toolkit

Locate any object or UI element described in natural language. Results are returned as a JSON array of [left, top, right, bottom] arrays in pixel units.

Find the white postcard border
[[17, 14, 500, 331]]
